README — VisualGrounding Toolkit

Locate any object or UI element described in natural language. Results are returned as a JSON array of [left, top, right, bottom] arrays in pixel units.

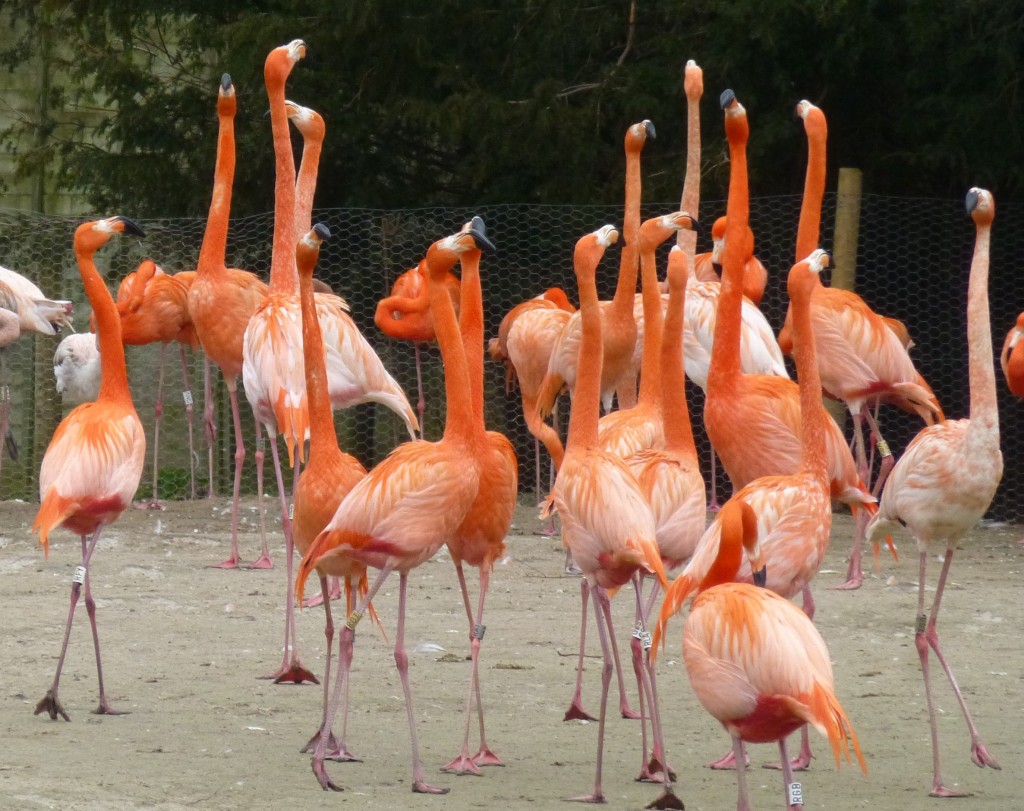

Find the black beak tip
[[313, 223, 331, 241], [221, 73, 232, 92], [753, 566, 767, 588], [644, 120, 656, 140], [689, 216, 704, 237], [720, 88, 736, 110], [117, 217, 146, 238], [965, 189, 979, 215], [469, 216, 496, 255]]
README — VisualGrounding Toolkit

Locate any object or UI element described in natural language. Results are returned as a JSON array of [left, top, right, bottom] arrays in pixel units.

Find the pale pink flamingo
[[547, 225, 679, 808], [295, 220, 494, 794], [867, 187, 1002, 798], [652, 498, 867, 811], [54, 332, 100, 404], [32, 216, 147, 721]]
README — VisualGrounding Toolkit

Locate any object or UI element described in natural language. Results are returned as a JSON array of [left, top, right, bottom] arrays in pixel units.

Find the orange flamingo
[[536, 120, 655, 418], [703, 91, 873, 539], [691, 216, 769, 306], [489, 288, 575, 501], [597, 211, 700, 459], [867, 188, 1002, 798], [295, 220, 494, 794], [779, 100, 941, 588], [441, 222, 518, 775], [652, 498, 867, 811], [111, 260, 200, 506], [547, 225, 678, 808], [291, 223, 369, 760], [32, 216, 147, 722], [1000, 311, 1024, 400], [374, 259, 461, 435], [187, 73, 271, 569]]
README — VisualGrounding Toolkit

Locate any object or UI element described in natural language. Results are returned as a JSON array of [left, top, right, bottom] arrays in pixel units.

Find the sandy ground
[[1, 496, 1022, 811]]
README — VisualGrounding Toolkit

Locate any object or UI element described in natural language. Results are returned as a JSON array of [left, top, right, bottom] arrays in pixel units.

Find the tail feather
[[535, 371, 565, 419], [273, 389, 309, 467], [808, 682, 868, 775], [32, 490, 75, 559], [650, 573, 696, 660]]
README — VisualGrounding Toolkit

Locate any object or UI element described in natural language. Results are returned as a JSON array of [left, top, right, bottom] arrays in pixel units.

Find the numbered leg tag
[[877, 438, 891, 458], [345, 610, 364, 631], [256, 436, 266, 452], [473, 624, 486, 640], [788, 782, 803, 806], [916, 613, 927, 635], [632, 620, 645, 640], [640, 630, 653, 651], [182, 390, 194, 407], [73, 566, 87, 585], [288, 503, 294, 520]]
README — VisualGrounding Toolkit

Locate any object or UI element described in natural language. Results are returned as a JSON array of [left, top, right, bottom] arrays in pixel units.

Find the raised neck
[[297, 240, 337, 454], [612, 122, 649, 312], [458, 248, 485, 425], [266, 48, 300, 296], [796, 101, 827, 265], [661, 248, 697, 456], [292, 105, 324, 238], [787, 254, 830, 477], [678, 60, 703, 271], [707, 98, 750, 389], [636, 217, 683, 406], [966, 192, 997, 437], [196, 87, 236, 277]]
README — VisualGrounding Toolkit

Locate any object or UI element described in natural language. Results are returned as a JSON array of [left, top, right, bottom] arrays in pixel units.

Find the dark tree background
[[2, 0, 1022, 217]]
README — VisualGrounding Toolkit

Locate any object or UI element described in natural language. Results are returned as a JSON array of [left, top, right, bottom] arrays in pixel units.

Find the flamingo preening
[[867, 188, 1002, 798], [32, 216, 147, 722]]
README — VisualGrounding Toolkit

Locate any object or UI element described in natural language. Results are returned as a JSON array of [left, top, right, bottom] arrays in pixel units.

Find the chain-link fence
[[0, 194, 1020, 521]]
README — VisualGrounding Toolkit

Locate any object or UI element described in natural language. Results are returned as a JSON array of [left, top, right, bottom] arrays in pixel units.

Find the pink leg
[[213, 380, 246, 568], [137, 344, 167, 510], [567, 585, 612, 803], [778, 737, 804, 810], [733, 736, 752, 811], [34, 528, 106, 721], [863, 407, 896, 498], [178, 345, 197, 500], [203, 356, 217, 499], [304, 576, 341, 609], [303, 575, 338, 752], [916, 550, 999, 798], [605, 599, 640, 720], [564, 579, 595, 721], [0, 383, 10, 479], [81, 538, 126, 716], [247, 427, 273, 570], [413, 342, 426, 439]]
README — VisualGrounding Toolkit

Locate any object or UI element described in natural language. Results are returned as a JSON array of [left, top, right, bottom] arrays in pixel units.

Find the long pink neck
[[611, 135, 644, 317], [678, 61, 702, 269], [636, 224, 670, 407], [567, 240, 605, 450], [267, 60, 298, 296], [458, 249, 485, 425], [707, 107, 750, 390], [294, 122, 322, 238], [196, 97, 235, 278], [661, 250, 696, 456], [967, 214, 997, 437], [298, 249, 339, 456], [789, 267, 829, 478], [76, 236, 131, 405], [796, 107, 827, 263]]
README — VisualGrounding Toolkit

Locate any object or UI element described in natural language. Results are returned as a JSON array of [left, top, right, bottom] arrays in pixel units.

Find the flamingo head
[[217, 74, 236, 117], [297, 224, 330, 277], [427, 217, 495, 275], [966, 187, 994, 225], [788, 249, 830, 303], [796, 98, 827, 139], [721, 89, 748, 142], [74, 216, 145, 254], [640, 210, 701, 250], [684, 59, 703, 101], [625, 119, 656, 154], [266, 39, 307, 82], [284, 100, 325, 141], [665, 245, 688, 293]]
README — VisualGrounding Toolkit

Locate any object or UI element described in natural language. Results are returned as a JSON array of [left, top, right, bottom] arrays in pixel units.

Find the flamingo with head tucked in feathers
[[32, 216, 147, 722]]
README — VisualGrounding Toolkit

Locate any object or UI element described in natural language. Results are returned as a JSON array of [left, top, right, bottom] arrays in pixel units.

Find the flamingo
[[291, 223, 369, 761], [187, 72, 271, 569], [489, 288, 575, 504], [31, 216, 147, 722], [111, 259, 200, 506], [702, 91, 874, 556], [547, 225, 679, 808], [54, 332, 101, 404], [867, 188, 1002, 798], [778, 100, 942, 588], [652, 498, 867, 811], [374, 259, 461, 436], [295, 219, 494, 794], [1000, 312, 1024, 398], [536, 120, 655, 418], [441, 223, 518, 775], [691, 216, 769, 306]]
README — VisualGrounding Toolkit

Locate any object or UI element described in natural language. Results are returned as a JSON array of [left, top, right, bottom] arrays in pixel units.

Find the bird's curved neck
[[796, 114, 827, 262], [700, 516, 743, 593], [298, 263, 339, 454], [294, 127, 322, 239], [966, 219, 998, 440], [567, 248, 603, 450], [267, 65, 298, 296], [790, 273, 829, 477], [661, 258, 697, 456], [611, 144, 644, 313], [678, 82, 702, 266], [78, 245, 131, 404], [636, 235, 664, 407], [196, 101, 236, 277], [458, 249, 485, 425], [426, 248, 474, 444]]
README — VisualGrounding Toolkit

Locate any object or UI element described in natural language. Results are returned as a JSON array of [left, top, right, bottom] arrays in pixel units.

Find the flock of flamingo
[[4, 42, 1014, 808]]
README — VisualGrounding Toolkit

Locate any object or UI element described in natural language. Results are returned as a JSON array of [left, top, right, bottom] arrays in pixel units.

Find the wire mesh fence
[[0, 193, 1020, 522]]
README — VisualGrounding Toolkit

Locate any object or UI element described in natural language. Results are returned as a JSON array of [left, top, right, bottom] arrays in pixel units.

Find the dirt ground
[[1, 495, 1022, 811]]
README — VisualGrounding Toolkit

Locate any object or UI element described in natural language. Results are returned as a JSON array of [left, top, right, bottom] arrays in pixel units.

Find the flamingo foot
[[325, 745, 362, 763], [312, 759, 344, 792], [93, 698, 128, 716], [441, 753, 482, 776], [620, 702, 641, 720], [473, 747, 504, 767], [645, 788, 685, 810], [33, 690, 70, 721], [707, 749, 747, 770], [833, 573, 864, 591], [971, 742, 1000, 770], [563, 699, 596, 722], [413, 780, 450, 795], [930, 784, 972, 798], [268, 662, 320, 685], [636, 754, 676, 783], [246, 554, 274, 570], [764, 751, 812, 772], [706, 499, 722, 514], [134, 499, 166, 511], [212, 556, 241, 570], [565, 560, 583, 576], [301, 728, 339, 754], [566, 791, 606, 803]]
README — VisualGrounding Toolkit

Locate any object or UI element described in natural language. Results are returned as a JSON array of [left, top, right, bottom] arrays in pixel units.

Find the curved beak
[[466, 216, 496, 254]]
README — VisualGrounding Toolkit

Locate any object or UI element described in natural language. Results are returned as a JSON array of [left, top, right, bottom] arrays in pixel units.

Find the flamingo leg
[[81, 536, 126, 717], [835, 410, 869, 590], [178, 345, 197, 500], [0, 381, 10, 480], [248, 427, 273, 570], [211, 380, 248, 568], [564, 579, 595, 721], [138, 344, 167, 510], [630, 574, 653, 780], [34, 527, 107, 722], [567, 584, 612, 803], [732, 736, 752, 811], [916, 550, 999, 798], [203, 355, 217, 499], [862, 406, 895, 497], [778, 737, 804, 810], [606, 597, 639, 720]]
